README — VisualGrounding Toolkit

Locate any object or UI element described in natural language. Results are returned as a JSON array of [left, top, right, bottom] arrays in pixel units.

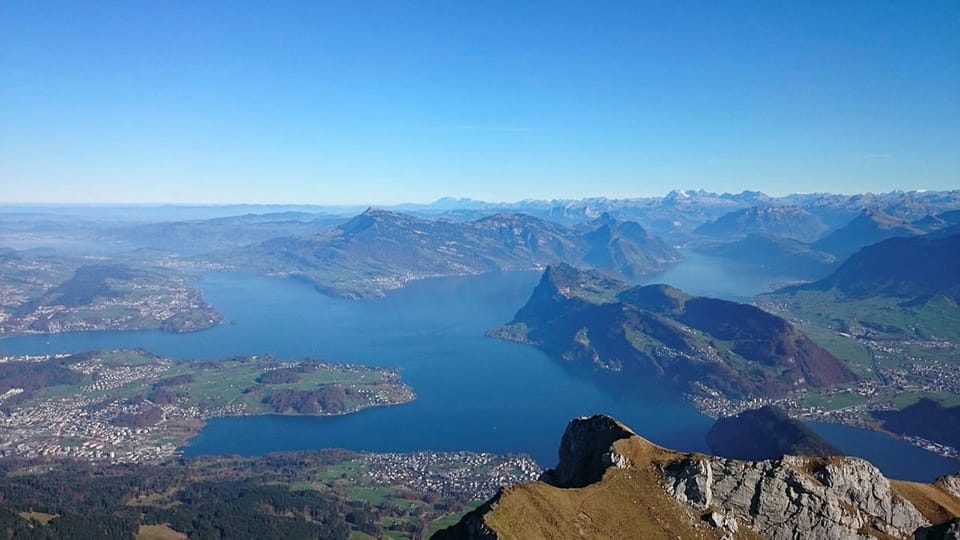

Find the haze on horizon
[[1, 1, 958, 205]]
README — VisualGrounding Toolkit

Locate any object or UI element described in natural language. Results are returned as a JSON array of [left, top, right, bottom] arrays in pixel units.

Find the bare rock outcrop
[[939, 474, 960, 500], [662, 454, 933, 539], [539, 414, 637, 488]]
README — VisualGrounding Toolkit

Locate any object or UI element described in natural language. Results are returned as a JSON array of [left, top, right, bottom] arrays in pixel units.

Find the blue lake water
[[1, 264, 957, 482]]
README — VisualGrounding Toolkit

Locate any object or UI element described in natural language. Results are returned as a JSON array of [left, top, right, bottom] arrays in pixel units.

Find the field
[[802, 391, 868, 411], [763, 290, 960, 342]]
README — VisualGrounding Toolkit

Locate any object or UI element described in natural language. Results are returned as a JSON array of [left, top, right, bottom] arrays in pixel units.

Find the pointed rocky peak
[[540, 414, 648, 488], [663, 189, 693, 203], [583, 212, 617, 229]]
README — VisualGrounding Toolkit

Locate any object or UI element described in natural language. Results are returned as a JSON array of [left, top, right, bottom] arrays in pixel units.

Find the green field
[[765, 290, 960, 341], [802, 391, 868, 411], [797, 324, 874, 374], [887, 391, 960, 409]]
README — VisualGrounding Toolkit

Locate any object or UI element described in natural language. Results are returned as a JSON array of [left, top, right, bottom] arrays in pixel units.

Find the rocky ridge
[[435, 415, 960, 539]]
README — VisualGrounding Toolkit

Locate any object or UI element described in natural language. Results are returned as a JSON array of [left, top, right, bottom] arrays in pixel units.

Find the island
[[0, 349, 415, 463]]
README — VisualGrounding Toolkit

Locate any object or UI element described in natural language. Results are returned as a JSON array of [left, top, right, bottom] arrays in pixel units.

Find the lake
[[1, 259, 957, 482]]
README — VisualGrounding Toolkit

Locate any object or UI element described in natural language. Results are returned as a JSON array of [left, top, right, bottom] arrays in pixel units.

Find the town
[[360, 451, 542, 501], [0, 351, 416, 463], [0, 255, 223, 335], [690, 336, 960, 460]]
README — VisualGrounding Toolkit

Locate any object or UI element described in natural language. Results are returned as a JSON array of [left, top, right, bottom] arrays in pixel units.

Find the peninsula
[[0, 349, 414, 463]]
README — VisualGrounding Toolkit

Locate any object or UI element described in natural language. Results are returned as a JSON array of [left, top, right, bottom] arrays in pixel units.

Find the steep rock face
[[666, 455, 928, 539], [539, 414, 637, 488], [435, 415, 960, 540]]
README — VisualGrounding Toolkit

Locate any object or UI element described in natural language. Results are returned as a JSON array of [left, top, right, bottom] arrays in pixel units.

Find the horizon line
[[0, 188, 955, 209]]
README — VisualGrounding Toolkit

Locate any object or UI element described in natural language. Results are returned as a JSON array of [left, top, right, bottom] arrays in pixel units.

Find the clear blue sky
[[1, 1, 958, 204]]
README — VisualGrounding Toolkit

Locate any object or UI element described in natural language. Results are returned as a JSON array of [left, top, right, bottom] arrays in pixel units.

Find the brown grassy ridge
[[890, 480, 960, 525], [437, 425, 959, 539], [467, 437, 757, 540]]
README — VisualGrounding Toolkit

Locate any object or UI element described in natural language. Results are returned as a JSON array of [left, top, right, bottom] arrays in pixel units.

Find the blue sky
[[1, 1, 958, 204]]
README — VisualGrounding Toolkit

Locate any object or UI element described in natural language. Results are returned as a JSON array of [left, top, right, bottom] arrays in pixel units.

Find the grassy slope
[[468, 438, 763, 540], [766, 290, 960, 343]]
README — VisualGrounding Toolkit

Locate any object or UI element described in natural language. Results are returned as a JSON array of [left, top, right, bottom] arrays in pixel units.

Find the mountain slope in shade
[[794, 233, 960, 303], [874, 398, 960, 450], [695, 234, 836, 279], [759, 232, 960, 342], [812, 209, 923, 259], [435, 415, 960, 540], [913, 210, 960, 233], [695, 205, 829, 242], [706, 405, 842, 461], [231, 209, 679, 298], [492, 264, 857, 401]]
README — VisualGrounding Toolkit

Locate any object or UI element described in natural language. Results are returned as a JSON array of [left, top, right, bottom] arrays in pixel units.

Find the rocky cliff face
[[435, 415, 960, 539], [539, 414, 636, 488], [665, 454, 927, 539]]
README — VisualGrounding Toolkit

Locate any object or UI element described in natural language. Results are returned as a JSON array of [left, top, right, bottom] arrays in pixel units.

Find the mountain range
[[693, 207, 960, 282], [694, 205, 829, 242], [228, 209, 680, 298]]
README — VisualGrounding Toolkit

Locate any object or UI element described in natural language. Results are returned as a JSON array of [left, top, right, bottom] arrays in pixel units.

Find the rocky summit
[[435, 415, 960, 539]]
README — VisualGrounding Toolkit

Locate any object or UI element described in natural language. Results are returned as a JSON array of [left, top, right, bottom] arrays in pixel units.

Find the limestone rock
[[662, 454, 929, 539], [938, 474, 960, 499], [539, 414, 637, 488]]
